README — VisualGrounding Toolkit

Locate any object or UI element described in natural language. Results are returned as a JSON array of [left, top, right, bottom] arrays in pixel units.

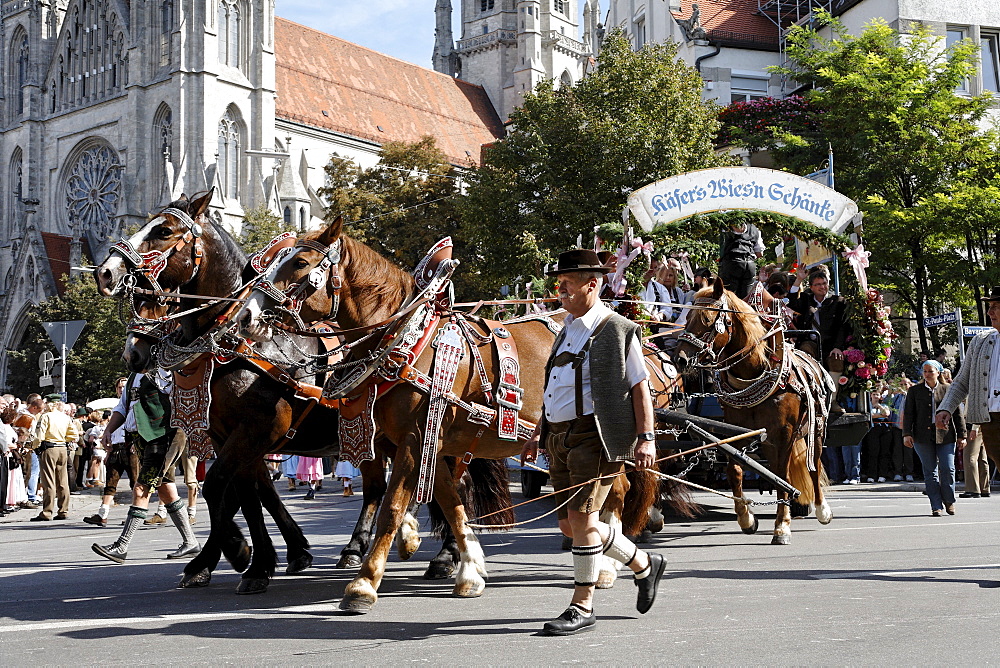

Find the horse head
[[675, 277, 733, 372], [238, 217, 344, 342], [94, 190, 216, 372]]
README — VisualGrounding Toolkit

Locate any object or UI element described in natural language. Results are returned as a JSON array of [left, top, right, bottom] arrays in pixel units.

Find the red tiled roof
[[672, 0, 778, 48], [41, 233, 72, 295], [273, 18, 505, 166]]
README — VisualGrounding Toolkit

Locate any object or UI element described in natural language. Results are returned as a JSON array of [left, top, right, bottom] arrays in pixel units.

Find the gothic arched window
[[153, 105, 173, 204], [299, 207, 307, 231], [218, 0, 245, 71], [160, 0, 173, 67], [283, 206, 291, 225], [8, 149, 23, 239], [9, 30, 29, 120], [218, 108, 242, 199], [64, 141, 123, 244]]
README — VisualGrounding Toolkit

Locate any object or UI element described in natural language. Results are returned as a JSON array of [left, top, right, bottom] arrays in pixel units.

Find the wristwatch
[[638, 431, 656, 442]]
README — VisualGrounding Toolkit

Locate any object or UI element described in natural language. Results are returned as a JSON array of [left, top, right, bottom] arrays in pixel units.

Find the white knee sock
[[97, 504, 110, 519], [571, 544, 602, 588], [155, 502, 167, 518], [602, 522, 646, 575]]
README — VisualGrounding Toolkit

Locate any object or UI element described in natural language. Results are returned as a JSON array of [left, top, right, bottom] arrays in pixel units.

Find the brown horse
[[237, 218, 692, 613], [674, 278, 834, 544]]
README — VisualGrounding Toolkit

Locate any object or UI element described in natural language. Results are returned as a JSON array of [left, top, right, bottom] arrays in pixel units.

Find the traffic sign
[[923, 312, 958, 328], [38, 350, 56, 372], [41, 320, 87, 351], [964, 326, 995, 337], [38, 374, 52, 387]]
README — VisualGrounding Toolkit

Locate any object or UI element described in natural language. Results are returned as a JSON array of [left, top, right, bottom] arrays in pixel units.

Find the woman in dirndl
[[296, 456, 324, 500], [334, 459, 361, 497]]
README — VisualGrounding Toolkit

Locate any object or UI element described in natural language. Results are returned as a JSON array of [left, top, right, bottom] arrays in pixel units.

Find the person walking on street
[[92, 371, 200, 562], [904, 361, 966, 517], [29, 394, 80, 521], [936, 286, 1000, 478], [521, 248, 667, 636], [960, 426, 991, 498]]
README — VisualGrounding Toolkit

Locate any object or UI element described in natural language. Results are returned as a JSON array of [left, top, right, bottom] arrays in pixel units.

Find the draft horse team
[[89, 188, 837, 634]]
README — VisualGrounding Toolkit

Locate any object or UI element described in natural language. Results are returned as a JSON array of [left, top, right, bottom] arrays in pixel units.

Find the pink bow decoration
[[843, 244, 871, 292], [631, 237, 654, 256], [674, 251, 695, 286]]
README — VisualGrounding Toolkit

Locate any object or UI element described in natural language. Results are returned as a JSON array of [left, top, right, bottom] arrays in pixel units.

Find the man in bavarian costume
[[92, 371, 200, 563], [937, 286, 1000, 468], [522, 248, 667, 636]]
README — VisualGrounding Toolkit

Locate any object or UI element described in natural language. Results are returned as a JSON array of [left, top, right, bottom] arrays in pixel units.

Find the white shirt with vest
[[544, 302, 648, 424], [112, 370, 173, 435]]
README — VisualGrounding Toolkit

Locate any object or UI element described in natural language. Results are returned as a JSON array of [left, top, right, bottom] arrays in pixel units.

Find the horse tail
[[466, 457, 514, 531], [622, 466, 692, 535], [787, 437, 817, 507], [656, 462, 702, 521]]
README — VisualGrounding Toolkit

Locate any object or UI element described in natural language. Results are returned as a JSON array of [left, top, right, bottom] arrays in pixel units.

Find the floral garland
[[839, 287, 898, 401]]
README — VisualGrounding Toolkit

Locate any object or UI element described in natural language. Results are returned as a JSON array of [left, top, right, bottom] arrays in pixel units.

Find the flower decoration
[[840, 287, 897, 396]]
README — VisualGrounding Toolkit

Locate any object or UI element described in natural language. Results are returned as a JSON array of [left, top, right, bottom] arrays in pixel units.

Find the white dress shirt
[[0, 422, 15, 454], [544, 301, 648, 423], [112, 370, 173, 434]]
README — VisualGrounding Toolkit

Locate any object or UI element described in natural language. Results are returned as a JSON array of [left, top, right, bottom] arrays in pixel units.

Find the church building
[[0, 0, 502, 390]]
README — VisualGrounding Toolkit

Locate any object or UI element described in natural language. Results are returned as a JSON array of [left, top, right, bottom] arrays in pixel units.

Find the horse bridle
[[677, 295, 732, 367], [108, 206, 205, 298], [254, 238, 343, 329]]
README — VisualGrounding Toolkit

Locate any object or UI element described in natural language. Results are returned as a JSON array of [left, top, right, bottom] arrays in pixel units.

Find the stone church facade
[[0, 0, 502, 390]]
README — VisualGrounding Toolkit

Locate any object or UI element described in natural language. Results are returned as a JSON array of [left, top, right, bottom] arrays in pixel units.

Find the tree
[[722, 13, 1000, 350], [316, 137, 469, 292], [460, 30, 734, 292], [6, 276, 127, 402], [239, 205, 295, 255]]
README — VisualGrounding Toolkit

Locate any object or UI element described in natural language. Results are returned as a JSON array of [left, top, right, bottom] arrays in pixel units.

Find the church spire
[[432, 0, 456, 76]]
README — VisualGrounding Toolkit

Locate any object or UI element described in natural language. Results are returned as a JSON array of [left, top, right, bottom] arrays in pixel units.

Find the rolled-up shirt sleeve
[[112, 389, 128, 419], [626, 335, 649, 388]]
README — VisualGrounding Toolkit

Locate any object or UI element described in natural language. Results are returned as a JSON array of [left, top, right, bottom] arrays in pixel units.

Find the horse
[[94, 192, 493, 592], [237, 217, 694, 613], [673, 278, 835, 544]]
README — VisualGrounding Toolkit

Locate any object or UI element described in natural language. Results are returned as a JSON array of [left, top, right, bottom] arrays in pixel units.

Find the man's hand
[[957, 437, 967, 450], [903, 435, 914, 449], [101, 429, 112, 449], [633, 438, 655, 470], [969, 428, 978, 442], [520, 433, 539, 467], [935, 410, 952, 430], [829, 347, 844, 361]]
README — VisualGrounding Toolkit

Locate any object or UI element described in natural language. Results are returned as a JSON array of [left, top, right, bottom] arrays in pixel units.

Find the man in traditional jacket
[[937, 286, 1000, 466], [522, 249, 666, 636], [92, 371, 200, 563], [790, 267, 850, 410]]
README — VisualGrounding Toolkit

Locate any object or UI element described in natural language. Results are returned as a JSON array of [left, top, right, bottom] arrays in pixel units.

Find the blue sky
[[278, 0, 448, 69]]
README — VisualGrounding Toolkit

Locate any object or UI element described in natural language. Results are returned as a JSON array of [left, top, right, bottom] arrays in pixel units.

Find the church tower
[[434, 0, 590, 121], [433, 0, 457, 76]]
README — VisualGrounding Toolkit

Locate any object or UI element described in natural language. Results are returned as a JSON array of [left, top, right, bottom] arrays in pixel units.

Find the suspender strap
[[574, 313, 613, 417]]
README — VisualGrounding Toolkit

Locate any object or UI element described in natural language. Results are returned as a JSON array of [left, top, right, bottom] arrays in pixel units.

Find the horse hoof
[[335, 554, 363, 569], [771, 534, 790, 545], [235, 577, 269, 595], [634, 529, 654, 544], [178, 568, 211, 589], [560, 536, 573, 551], [286, 552, 314, 575], [595, 570, 617, 589], [423, 561, 456, 580], [741, 517, 760, 535], [339, 595, 374, 614], [230, 543, 252, 574]]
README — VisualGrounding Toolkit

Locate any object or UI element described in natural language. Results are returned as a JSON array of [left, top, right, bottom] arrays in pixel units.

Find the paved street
[[1, 481, 997, 665]]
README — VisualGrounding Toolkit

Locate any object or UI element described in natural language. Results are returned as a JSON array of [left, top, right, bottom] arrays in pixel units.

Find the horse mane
[[693, 286, 770, 370], [339, 234, 417, 314]]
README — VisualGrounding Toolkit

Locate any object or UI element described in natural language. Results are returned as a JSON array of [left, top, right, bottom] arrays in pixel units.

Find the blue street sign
[[923, 312, 958, 328], [964, 326, 995, 337]]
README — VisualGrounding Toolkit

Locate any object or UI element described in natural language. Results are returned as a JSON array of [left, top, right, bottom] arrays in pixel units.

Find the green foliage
[[239, 205, 296, 254], [460, 30, 734, 292], [6, 276, 127, 402], [317, 136, 471, 292], [722, 13, 1000, 350]]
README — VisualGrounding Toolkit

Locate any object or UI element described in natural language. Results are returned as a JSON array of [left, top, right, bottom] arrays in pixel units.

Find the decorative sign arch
[[627, 167, 860, 234]]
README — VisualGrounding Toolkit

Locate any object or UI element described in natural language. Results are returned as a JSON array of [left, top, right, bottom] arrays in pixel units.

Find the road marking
[[819, 520, 1000, 531], [0, 603, 336, 634], [811, 563, 1000, 579]]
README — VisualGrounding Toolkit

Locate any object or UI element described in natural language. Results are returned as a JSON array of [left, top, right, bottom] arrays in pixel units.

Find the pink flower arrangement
[[844, 348, 866, 364], [855, 366, 872, 380]]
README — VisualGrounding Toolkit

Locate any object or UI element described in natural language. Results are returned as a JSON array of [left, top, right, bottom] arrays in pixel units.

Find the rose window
[[65, 144, 122, 241]]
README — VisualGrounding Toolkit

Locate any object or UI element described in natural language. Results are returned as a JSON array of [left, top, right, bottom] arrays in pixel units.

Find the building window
[[480, 0, 494, 11], [483, 24, 489, 34], [981, 34, 999, 93], [160, 0, 173, 66], [947, 28, 969, 93], [283, 206, 291, 225], [730, 75, 769, 103], [8, 149, 23, 239], [218, 0, 243, 70], [299, 207, 307, 231], [554, 0, 566, 13], [10, 33, 29, 118], [635, 17, 646, 48], [218, 109, 241, 199], [65, 143, 123, 243]]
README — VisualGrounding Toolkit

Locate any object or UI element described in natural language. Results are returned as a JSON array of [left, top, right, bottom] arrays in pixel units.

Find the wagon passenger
[[522, 248, 667, 636]]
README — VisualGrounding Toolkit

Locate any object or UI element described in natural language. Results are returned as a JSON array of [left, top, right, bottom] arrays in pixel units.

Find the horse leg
[[814, 448, 833, 525], [337, 455, 387, 569], [430, 459, 486, 598], [771, 446, 795, 545], [424, 499, 459, 580], [595, 476, 626, 589], [395, 497, 422, 561], [728, 459, 758, 535], [235, 467, 278, 594], [256, 465, 313, 574], [340, 441, 419, 614], [179, 459, 249, 588]]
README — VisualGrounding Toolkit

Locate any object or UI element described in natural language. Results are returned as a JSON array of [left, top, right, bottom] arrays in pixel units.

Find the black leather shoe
[[542, 607, 596, 636], [982, 492, 991, 498], [83, 514, 107, 526], [959, 492, 980, 498], [635, 553, 667, 614]]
